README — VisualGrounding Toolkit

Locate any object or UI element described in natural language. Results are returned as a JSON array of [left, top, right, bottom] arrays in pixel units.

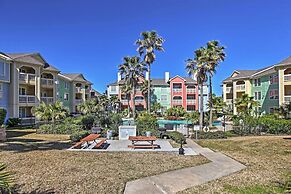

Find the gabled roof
[[152, 78, 169, 86], [43, 63, 60, 72], [62, 73, 92, 84], [275, 56, 291, 66], [223, 70, 258, 82], [168, 75, 196, 84], [5, 52, 47, 66], [107, 81, 118, 86], [0, 52, 13, 61]]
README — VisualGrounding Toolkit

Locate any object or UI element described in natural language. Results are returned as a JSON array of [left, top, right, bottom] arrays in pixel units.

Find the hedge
[[38, 123, 82, 134], [259, 116, 291, 135], [191, 131, 227, 139], [70, 130, 91, 142], [166, 131, 186, 144]]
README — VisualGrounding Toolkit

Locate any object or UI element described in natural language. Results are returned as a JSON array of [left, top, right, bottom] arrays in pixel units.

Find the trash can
[[145, 131, 152, 137]]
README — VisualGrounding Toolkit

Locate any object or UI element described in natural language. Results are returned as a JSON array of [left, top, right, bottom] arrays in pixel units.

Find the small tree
[[136, 112, 158, 135], [0, 109, 7, 126], [0, 163, 13, 193]]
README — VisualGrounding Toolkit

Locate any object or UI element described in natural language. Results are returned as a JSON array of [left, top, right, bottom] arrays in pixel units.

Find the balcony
[[236, 84, 245, 92], [76, 87, 82, 93], [19, 73, 36, 84], [226, 99, 233, 104], [135, 99, 144, 104], [186, 88, 195, 94], [186, 99, 196, 105], [121, 99, 128, 104], [284, 96, 291, 103], [75, 99, 83, 104], [19, 95, 36, 103], [85, 88, 91, 93], [41, 97, 54, 104], [173, 88, 182, 93], [172, 99, 182, 105], [284, 74, 291, 82], [41, 78, 54, 87], [226, 87, 233, 93]]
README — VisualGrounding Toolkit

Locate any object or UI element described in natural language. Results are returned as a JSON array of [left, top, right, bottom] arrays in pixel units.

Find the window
[[0, 83, 3, 92], [19, 107, 26, 118], [19, 87, 26, 95], [0, 61, 5, 76], [161, 87, 168, 93], [269, 89, 279, 99], [270, 74, 279, 84], [111, 86, 117, 92], [161, 95, 167, 101], [64, 93, 69, 101], [254, 91, 261, 100], [254, 78, 261, 86], [64, 82, 69, 89]]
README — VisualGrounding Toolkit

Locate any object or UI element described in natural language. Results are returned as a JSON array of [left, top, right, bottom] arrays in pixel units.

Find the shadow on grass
[[6, 129, 35, 139]]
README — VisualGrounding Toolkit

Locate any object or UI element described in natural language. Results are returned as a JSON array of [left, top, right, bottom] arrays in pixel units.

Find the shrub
[[70, 130, 90, 142], [38, 123, 82, 134], [136, 112, 158, 135], [192, 131, 227, 139], [81, 115, 95, 130], [0, 109, 7, 126], [166, 131, 186, 144], [165, 107, 186, 119], [108, 113, 122, 136], [258, 115, 291, 134], [6, 118, 20, 128]]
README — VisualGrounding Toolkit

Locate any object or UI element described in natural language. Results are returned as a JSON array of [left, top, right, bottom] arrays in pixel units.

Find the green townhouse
[[222, 56, 291, 115]]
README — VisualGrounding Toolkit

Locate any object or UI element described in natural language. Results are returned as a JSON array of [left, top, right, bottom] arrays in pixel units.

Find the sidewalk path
[[124, 139, 246, 194]]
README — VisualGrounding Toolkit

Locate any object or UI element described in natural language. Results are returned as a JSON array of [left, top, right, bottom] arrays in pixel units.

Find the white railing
[[19, 73, 36, 84], [226, 87, 232, 93], [236, 84, 245, 91], [76, 87, 82, 93], [226, 99, 233, 104], [284, 96, 291, 102], [41, 78, 54, 87], [75, 99, 83, 104], [135, 99, 144, 104], [41, 97, 54, 104], [19, 95, 36, 103], [121, 99, 128, 104], [172, 99, 182, 104], [173, 88, 182, 93], [20, 117, 35, 125], [186, 99, 196, 104], [186, 88, 195, 93], [284, 74, 291, 82]]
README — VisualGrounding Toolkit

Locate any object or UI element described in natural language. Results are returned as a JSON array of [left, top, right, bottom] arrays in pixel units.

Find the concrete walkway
[[124, 139, 246, 194]]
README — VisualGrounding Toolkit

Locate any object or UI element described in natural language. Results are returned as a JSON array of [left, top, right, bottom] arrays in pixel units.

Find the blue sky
[[1, 0, 291, 95]]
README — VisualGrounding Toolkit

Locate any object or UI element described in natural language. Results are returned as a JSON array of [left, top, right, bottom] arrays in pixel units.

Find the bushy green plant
[[70, 130, 90, 142], [259, 115, 291, 134], [38, 123, 82, 134], [0, 109, 7, 126], [192, 131, 227, 139], [6, 118, 20, 128], [166, 131, 186, 144], [136, 112, 158, 135], [165, 107, 186, 119], [108, 113, 122, 136], [0, 163, 13, 193], [81, 115, 95, 130]]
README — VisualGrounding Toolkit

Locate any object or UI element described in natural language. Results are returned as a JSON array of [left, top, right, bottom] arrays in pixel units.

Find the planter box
[[0, 127, 6, 141]]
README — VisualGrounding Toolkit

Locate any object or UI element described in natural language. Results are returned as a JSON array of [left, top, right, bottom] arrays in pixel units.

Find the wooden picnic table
[[128, 136, 159, 149], [80, 134, 101, 142]]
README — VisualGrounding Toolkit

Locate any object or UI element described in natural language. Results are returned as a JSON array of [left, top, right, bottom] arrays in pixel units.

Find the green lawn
[[180, 136, 291, 194], [0, 129, 208, 193]]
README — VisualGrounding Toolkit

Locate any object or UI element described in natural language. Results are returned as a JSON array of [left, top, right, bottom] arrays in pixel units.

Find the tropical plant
[[185, 111, 199, 125], [109, 95, 120, 113], [204, 41, 226, 126], [165, 107, 186, 119], [136, 31, 164, 112], [152, 102, 162, 116], [0, 108, 7, 126], [77, 99, 98, 115], [208, 94, 227, 118], [136, 112, 158, 135], [235, 94, 260, 116], [0, 163, 13, 193], [121, 84, 132, 117], [118, 56, 146, 118], [278, 101, 291, 119], [140, 79, 152, 110], [32, 102, 52, 122], [186, 48, 208, 130]]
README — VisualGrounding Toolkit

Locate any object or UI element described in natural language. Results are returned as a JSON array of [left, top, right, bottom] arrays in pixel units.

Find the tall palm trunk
[[147, 64, 151, 113], [199, 83, 204, 130], [132, 85, 136, 118], [127, 94, 130, 117], [209, 76, 213, 127]]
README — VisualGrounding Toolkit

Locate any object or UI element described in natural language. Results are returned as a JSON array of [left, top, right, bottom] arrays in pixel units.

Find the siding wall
[[152, 86, 171, 110], [57, 76, 73, 112]]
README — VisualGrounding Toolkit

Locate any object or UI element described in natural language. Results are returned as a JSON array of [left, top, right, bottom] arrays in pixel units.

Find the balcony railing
[[41, 78, 54, 87], [284, 74, 291, 82], [284, 96, 291, 102], [186, 88, 195, 93], [172, 99, 182, 105], [19, 73, 36, 84], [226, 99, 233, 104], [226, 87, 233, 93], [19, 95, 36, 103], [76, 87, 82, 93], [41, 97, 54, 104], [173, 88, 182, 93], [186, 99, 196, 105], [121, 99, 128, 104], [75, 99, 83, 104], [135, 99, 144, 104], [236, 84, 245, 91], [85, 88, 91, 93]]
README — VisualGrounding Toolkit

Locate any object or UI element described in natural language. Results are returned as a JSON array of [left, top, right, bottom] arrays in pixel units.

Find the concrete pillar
[[278, 68, 285, 106], [233, 81, 237, 115]]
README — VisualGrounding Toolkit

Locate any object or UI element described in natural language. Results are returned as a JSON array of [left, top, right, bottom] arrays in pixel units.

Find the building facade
[[222, 56, 291, 115], [107, 72, 209, 112], [0, 52, 97, 124]]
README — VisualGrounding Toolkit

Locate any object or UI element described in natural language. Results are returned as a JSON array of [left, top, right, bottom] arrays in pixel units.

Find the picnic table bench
[[70, 134, 107, 149], [128, 136, 159, 149]]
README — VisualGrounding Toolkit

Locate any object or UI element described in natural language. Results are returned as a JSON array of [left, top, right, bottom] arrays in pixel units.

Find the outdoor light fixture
[[179, 139, 185, 155]]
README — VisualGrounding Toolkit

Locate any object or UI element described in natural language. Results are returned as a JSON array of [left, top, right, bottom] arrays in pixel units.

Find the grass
[[180, 136, 291, 194], [0, 129, 208, 193]]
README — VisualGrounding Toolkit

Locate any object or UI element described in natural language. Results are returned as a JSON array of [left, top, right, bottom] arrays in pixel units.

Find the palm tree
[[77, 99, 98, 115], [49, 101, 68, 125], [186, 48, 208, 130], [135, 31, 164, 113], [121, 84, 132, 117], [204, 40, 226, 126], [208, 94, 227, 116], [235, 94, 260, 116], [32, 102, 52, 123], [152, 102, 162, 116], [140, 79, 153, 110], [118, 56, 146, 118], [278, 101, 291, 119], [109, 95, 120, 113], [0, 163, 13, 193]]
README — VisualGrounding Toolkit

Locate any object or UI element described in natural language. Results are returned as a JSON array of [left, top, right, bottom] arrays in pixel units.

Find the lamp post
[[222, 108, 226, 132]]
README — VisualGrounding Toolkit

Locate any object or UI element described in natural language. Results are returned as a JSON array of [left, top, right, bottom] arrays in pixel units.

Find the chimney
[[145, 72, 149, 80], [118, 72, 121, 81], [165, 72, 170, 83]]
